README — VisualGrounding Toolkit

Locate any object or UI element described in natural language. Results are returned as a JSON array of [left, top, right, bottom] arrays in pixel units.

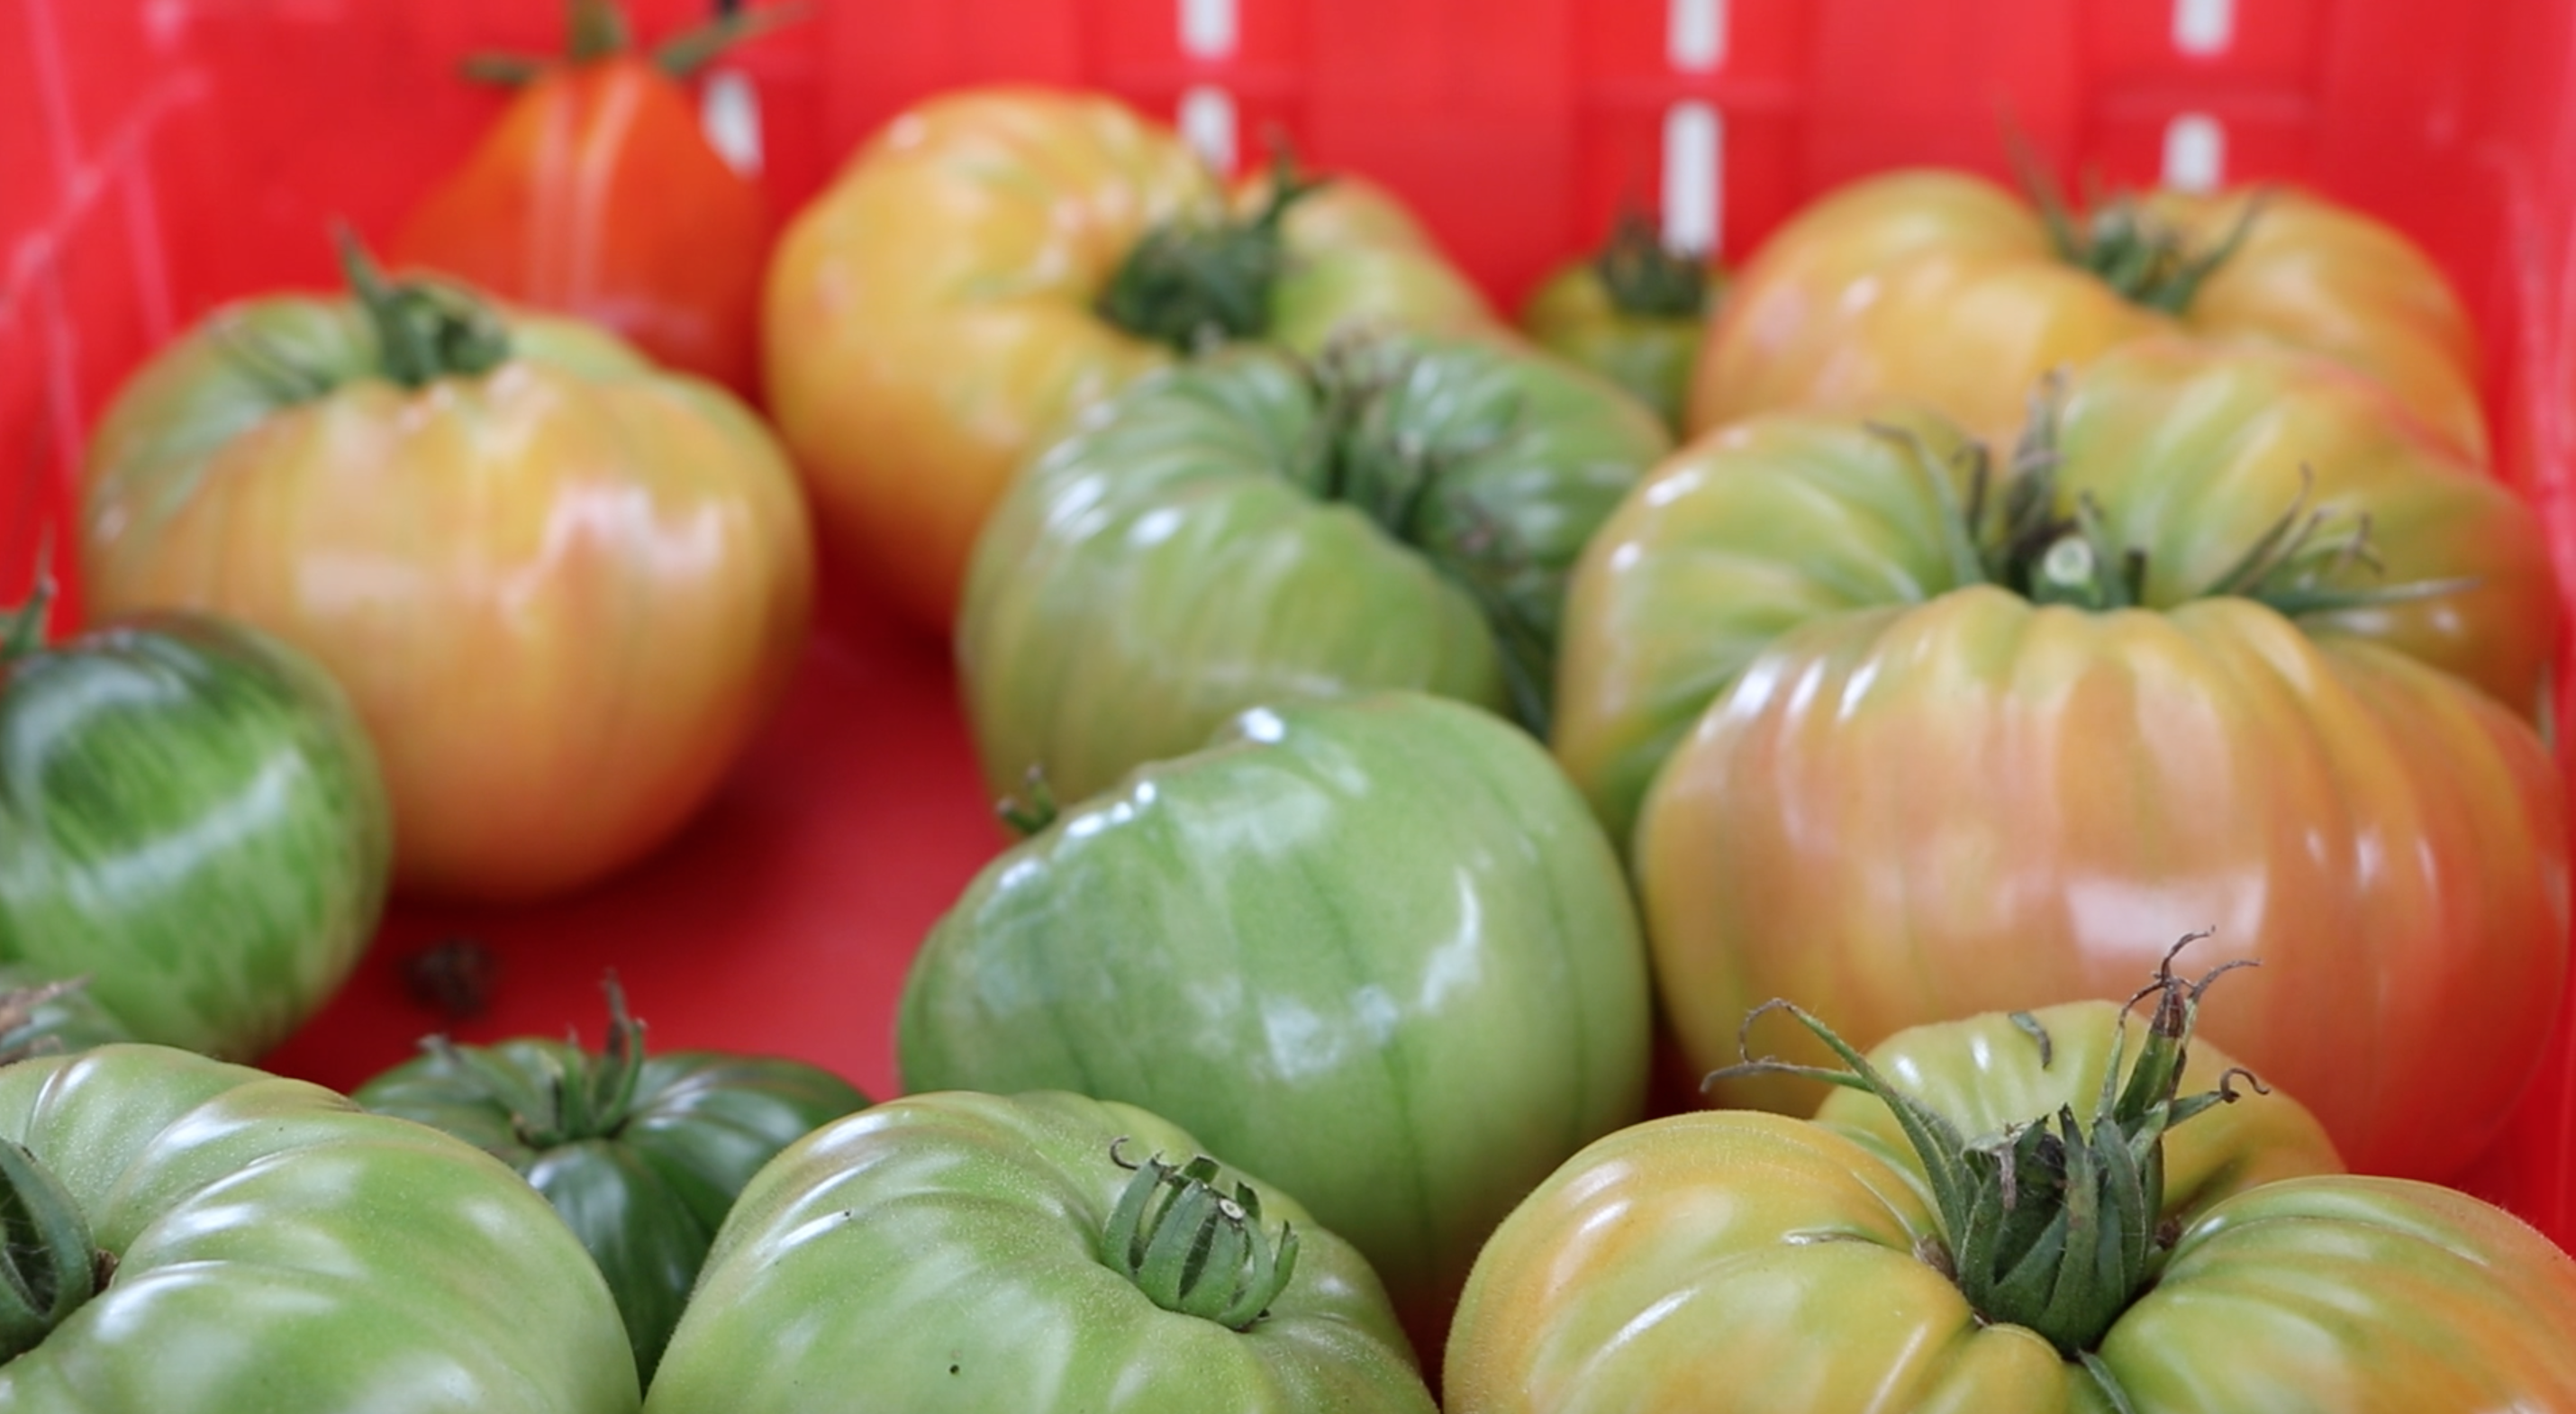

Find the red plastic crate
[[9, 0, 2576, 1236]]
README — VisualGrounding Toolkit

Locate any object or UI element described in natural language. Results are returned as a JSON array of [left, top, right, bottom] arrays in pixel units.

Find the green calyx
[[0, 1140, 109, 1363], [2014, 144, 2267, 316], [1876, 385, 2474, 618], [1097, 148, 1326, 355], [427, 974, 648, 1149], [336, 228, 513, 390], [1710, 937, 2261, 1368], [1294, 336, 1556, 732], [1591, 208, 1710, 321], [1099, 1140, 1300, 1331], [462, 0, 805, 85], [994, 766, 1061, 838], [0, 550, 56, 666]]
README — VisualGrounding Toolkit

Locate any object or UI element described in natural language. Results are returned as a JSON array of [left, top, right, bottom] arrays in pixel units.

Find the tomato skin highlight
[[1447, 1002, 2576, 1414]]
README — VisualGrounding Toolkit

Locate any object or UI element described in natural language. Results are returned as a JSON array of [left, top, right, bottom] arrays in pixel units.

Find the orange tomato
[[762, 85, 1496, 631], [1689, 169, 2488, 462], [78, 250, 812, 902]]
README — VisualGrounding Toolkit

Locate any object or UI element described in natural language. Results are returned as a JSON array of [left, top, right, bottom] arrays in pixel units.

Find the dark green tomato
[[355, 1006, 869, 1382], [0, 1043, 639, 1412], [0, 609, 391, 1059], [957, 331, 1670, 804], [643, 1087, 1437, 1414], [899, 691, 1652, 1353]]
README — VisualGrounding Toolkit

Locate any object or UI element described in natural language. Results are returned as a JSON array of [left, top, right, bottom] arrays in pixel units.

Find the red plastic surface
[[9, 0, 2576, 1222]]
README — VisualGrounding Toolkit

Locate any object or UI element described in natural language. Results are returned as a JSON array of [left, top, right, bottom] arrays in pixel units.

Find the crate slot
[[1181, 84, 1238, 173], [1669, 0, 1726, 72], [1182, 0, 1238, 59], [2161, 111, 2225, 192], [2172, 0, 2235, 55], [1662, 99, 1721, 253]]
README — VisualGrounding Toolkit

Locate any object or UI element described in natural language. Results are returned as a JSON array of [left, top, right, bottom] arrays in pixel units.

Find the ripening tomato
[[391, 0, 787, 395], [77, 240, 813, 902], [1519, 212, 1719, 433], [1556, 338, 2566, 1181], [1689, 168, 2488, 462], [1447, 969, 2576, 1412], [763, 85, 1498, 630]]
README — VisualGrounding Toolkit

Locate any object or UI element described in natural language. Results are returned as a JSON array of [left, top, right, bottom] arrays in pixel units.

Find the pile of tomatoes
[[4, 1, 2576, 1409]]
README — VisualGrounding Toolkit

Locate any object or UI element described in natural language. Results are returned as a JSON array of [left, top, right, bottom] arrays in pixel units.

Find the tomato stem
[[2009, 139, 2270, 315], [463, 1, 803, 86], [334, 227, 513, 390], [1707, 935, 2256, 1358], [995, 767, 1061, 838], [1098, 1139, 1299, 1330], [0, 1140, 107, 1363], [1096, 144, 1323, 354], [1590, 207, 1712, 321], [0, 977, 92, 1067], [418, 973, 649, 1147]]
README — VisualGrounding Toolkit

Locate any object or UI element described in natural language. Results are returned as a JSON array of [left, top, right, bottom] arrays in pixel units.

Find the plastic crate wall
[[10, 0, 2576, 1226]]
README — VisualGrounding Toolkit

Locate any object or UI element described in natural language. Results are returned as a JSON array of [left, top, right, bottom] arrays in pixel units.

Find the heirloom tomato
[[959, 331, 1668, 803], [0, 583, 389, 1059], [1690, 168, 2487, 461], [899, 692, 1651, 1355], [356, 981, 869, 1382], [391, 0, 791, 396], [0, 1044, 639, 1413], [77, 239, 813, 902], [644, 1088, 1437, 1414], [1556, 338, 2565, 1180], [1519, 210, 1719, 433], [762, 85, 1497, 630], [1447, 961, 2576, 1413]]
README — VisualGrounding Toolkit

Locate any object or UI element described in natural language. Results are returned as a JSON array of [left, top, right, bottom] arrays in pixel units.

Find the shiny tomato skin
[[762, 85, 1495, 630], [1688, 169, 2486, 463], [1446, 1002, 2576, 1414], [394, 56, 772, 396], [1557, 340, 2567, 1181], [77, 299, 814, 902]]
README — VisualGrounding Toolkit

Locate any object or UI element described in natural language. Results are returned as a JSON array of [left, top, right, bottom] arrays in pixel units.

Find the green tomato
[[644, 1087, 1436, 1414], [0, 1043, 639, 1412], [957, 331, 1670, 805], [899, 691, 1653, 1351], [355, 983, 869, 1382], [1518, 213, 1719, 434], [0, 591, 390, 1059]]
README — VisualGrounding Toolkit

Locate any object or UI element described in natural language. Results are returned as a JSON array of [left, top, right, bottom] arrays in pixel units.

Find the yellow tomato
[[80, 260, 812, 902], [762, 85, 1496, 630], [1689, 170, 2487, 462]]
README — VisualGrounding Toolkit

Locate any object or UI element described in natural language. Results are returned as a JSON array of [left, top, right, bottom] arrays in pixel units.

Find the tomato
[[1689, 168, 2488, 462], [899, 692, 1651, 1355], [1556, 338, 2566, 1180], [77, 240, 813, 902], [0, 1043, 639, 1412], [390, 0, 786, 396], [1519, 211, 1719, 432], [1447, 965, 2576, 1411], [0, 584, 388, 1060], [958, 331, 1669, 804], [643, 1088, 1435, 1413], [762, 86, 1498, 630], [354, 981, 869, 1382]]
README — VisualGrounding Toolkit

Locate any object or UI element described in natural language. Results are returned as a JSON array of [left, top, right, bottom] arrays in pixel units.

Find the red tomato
[[391, 0, 785, 397]]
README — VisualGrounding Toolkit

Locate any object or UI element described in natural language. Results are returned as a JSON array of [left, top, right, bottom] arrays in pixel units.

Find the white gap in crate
[[1669, 0, 1725, 72], [2162, 113, 2226, 192], [1182, 0, 1238, 59], [2173, 0, 2234, 55], [1663, 101, 1722, 255], [703, 70, 765, 177], [1181, 86, 1238, 174]]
